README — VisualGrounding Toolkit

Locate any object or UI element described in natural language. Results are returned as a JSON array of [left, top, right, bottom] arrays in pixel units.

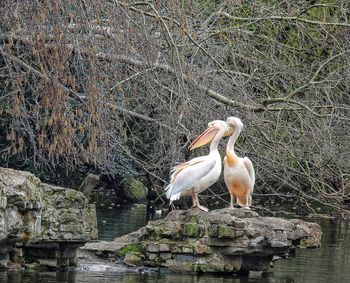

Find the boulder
[[82, 208, 322, 273], [120, 177, 148, 202], [0, 167, 97, 270]]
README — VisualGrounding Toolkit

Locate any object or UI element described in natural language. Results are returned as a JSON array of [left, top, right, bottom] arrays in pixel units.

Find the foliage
[[0, 0, 350, 213]]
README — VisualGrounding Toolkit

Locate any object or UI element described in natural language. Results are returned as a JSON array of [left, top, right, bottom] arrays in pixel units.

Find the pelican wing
[[243, 157, 255, 190], [171, 156, 204, 174], [165, 156, 216, 202]]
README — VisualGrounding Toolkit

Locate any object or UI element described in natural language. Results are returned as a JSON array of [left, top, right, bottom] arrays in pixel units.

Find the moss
[[116, 243, 145, 257], [183, 223, 200, 237], [185, 240, 196, 250], [218, 225, 235, 238], [191, 262, 224, 273], [189, 215, 199, 223], [299, 236, 321, 248], [193, 263, 209, 273], [208, 225, 218, 237], [122, 177, 148, 201]]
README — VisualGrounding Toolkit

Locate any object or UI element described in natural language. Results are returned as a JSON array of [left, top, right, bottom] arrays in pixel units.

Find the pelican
[[224, 117, 255, 209], [165, 120, 228, 212]]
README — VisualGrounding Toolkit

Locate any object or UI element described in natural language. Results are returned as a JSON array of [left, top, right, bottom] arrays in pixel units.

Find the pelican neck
[[226, 127, 241, 154], [210, 128, 226, 152]]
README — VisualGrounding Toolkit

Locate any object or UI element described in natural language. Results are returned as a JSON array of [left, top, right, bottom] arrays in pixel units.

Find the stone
[[120, 177, 148, 202], [0, 167, 97, 270], [82, 208, 322, 274], [208, 225, 218, 237], [0, 197, 7, 209], [194, 245, 210, 255], [171, 245, 181, 253], [249, 236, 265, 248], [148, 253, 157, 260], [159, 252, 172, 260], [159, 244, 170, 252], [147, 243, 159, 253], [123, 253, 143, 267], [59, 223, 83, 233], [183, 223, 200, 237], [232, 219, 246, 228], [63, 233, 74, 240], [182, 247, 193, 253], [218, 225, 235, 238]]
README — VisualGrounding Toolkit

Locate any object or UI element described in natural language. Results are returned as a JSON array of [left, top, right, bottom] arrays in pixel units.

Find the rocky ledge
[[0, 168, 97, 270], [82, 208, 321, 273]]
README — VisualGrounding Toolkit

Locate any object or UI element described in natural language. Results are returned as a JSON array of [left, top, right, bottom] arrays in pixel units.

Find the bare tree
[[0, 0, 349, 214]]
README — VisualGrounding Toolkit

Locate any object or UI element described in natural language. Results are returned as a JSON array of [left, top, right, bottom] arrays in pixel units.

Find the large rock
[[120, 177, 148, 202], [83, 208, 321, 273], [0, 168, 97, 270]]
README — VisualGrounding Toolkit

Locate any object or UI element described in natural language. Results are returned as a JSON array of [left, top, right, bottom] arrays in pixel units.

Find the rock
[[148, 253, 157, 260], [159, 244, 170, 252], [123, 253, 143, 267], [147, 243, 159, 253], [120, 177, 148, 202], [82, 208, 322, 274], [159, 252, 172, 260], [0, 167, 97, 270], [183, 222, 200, 237]]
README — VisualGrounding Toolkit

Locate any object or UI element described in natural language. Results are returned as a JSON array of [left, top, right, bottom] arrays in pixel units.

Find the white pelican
[[224, 117, 255, 209], [165, 120, 228, 212]]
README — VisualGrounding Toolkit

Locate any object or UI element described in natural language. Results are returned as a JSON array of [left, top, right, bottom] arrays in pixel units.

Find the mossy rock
[[123, 252, 144, 267], [218, 225, 235, 238], [208, 225, 218, 237], [183, 222, 200, 237], [121, 177, 148, 202], [116, 243, 145, 258]]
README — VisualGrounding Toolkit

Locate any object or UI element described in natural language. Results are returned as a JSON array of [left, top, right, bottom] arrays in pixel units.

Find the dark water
[[1, 191, 350, 283]]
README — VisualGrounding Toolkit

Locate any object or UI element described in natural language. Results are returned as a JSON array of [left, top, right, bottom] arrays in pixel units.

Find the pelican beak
[[188, 126, 218, 150]]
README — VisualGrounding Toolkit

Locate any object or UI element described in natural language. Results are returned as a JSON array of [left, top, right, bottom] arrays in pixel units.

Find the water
[[90, 190, 149, 240], [1, 191, 350, 283]]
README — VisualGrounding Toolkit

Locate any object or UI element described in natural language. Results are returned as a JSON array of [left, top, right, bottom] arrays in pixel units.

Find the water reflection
[[90, 190, 149, 241], [0, 270, 295, 283], [272, 219, 350, 283]]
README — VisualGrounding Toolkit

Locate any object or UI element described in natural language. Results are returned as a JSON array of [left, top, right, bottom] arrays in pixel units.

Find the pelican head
[[188, 120, 227, 150], [224, 116, 244, 137]]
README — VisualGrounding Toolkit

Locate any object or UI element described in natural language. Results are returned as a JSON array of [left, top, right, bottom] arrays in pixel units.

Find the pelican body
[[165, 120, 228, 212], [224, 117, 255, 208]]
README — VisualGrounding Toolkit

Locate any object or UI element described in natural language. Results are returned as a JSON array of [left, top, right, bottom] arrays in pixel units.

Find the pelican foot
[[191, 205, 209, 212], [196, 205, 209, 212]]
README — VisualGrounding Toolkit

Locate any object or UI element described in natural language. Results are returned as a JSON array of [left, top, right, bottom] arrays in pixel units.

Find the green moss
[[185, 240, 196, 250], [189, 215, 199, 223], [208, 225, 218, 237], [183, 223, 200, 237], [116, 243, 145, 257], [153, 224, 167, 237], [122, 177, 148, 201], [191, 262, 224, 273], [193, 263, 209, 273], [218, 225, 235, 238]]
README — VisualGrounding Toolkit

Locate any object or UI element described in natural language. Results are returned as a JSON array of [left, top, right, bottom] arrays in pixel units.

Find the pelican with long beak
[[224, 117, 255, 209], [165, 120, 228, 212]]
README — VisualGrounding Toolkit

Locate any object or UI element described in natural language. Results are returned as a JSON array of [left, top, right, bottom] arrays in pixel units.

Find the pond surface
[[0, 190, 349, 283]]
